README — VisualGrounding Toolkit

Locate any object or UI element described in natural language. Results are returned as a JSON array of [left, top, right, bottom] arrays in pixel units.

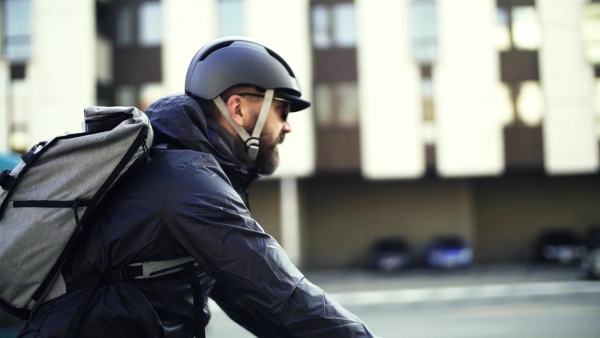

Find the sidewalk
[[299, 263, 600, 309], [303, 263, 589, 294]]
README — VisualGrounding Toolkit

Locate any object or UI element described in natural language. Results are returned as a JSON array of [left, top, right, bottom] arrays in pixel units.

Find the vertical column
[[162, 0, 217, 95], [246, 0, 315, 177], [0, 61, 8, 151], [539, 0, 598, 175], [280, 177, 301, 266], [356, 0, 424, 179], [29, 0, 96, 142], [435, 0, 504, 177]]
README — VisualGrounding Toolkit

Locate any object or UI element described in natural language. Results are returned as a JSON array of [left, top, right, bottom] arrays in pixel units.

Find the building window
[[139, 82, 163, 110], [410, 1, 437, 147], [116, 85, 137, 107], [314, 81, 359, 127], [8, 79, 29, 152], [115, 0, 161, 48], [116, 6, 134, 47], [138, 1, 162, 47], [422, 76, 435, 145], [498, 5, 542, 51], [2, 0, 31, 62], [510, 6, 541, 50], [219, 0, 244, 36], [115, 82, 163, 111], [596, 77, 600, 139], [311, 3, 356, 49], [497, 2, 542, 127], [410, 0, 437, 64]]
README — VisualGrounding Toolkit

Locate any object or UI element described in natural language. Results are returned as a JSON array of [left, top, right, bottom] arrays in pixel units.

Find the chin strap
[[214, 89, 274, 161]]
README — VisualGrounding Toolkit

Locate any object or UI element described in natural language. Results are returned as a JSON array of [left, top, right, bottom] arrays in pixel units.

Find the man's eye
[[281, 106, 290, 121]]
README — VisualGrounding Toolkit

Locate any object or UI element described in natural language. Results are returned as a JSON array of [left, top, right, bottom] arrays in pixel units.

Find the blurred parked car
[[534, 228, 585, 265], [369, 237, 412, 272], [0, 152, 21, 171], [580, 225, 600, 280], [424, 235, 473, 269], [0, 311, 23, 337]]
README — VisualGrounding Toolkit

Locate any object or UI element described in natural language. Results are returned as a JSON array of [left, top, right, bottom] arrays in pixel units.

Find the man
[[18, 37, 376, 337]]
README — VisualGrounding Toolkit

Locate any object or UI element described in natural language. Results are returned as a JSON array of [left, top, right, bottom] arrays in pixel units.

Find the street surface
[[206, 264, 600, 338]]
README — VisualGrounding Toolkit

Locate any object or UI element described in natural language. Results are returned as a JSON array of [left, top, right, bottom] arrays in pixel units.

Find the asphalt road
[[1, 265, 597, 337], [206, 264, 600, 338]]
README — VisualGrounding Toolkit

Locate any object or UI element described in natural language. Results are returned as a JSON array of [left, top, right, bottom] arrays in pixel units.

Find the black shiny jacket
[[18, 94, 375, 338]]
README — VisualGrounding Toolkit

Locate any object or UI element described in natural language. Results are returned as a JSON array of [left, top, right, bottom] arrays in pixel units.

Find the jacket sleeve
[[163, 155, 376, 337]]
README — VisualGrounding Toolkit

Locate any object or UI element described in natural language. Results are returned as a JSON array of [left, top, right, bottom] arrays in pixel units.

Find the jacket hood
[[145, 94, 259, 189]]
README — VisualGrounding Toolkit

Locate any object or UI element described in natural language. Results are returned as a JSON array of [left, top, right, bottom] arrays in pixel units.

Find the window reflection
[[517, 81, 544, 126], [314, 81, 359, 127], [116, 1, 162, 48], [312, 5, 330, 49], [333, 3, 356, 48], [498, 83, 514, 126], [2, 0, 32, 61], [410, 0, 437, 63], [8, 79, 29, 152], [497, 2, 542, 127], [422, 78, 434, 122], [315, 83, 333, 125], [336, 82, 359, 125], [116, 6, 134, 47], [595, 78, 600, 138], [511, 6, 541, 50], [115, 85, 136, 107], [139, 83, 163, 111], [311, 3, 356, 49], [496, 7, 511, 51], [219, 0, 244, 36], [138, 1, 162, 46]]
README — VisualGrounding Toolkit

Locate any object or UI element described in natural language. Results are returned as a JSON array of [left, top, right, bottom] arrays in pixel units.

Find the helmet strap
[[214, 89, 274, 161]]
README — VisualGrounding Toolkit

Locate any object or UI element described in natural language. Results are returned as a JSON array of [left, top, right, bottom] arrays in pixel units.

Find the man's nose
[[283, 121, 292, 133]]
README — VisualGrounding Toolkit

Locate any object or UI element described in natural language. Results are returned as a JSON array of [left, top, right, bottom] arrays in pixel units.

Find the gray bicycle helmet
[[185, 36, 310, 112]]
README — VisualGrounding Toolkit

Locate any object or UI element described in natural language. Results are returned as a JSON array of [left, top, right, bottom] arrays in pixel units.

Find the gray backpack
[[0, 106, 154, 319]]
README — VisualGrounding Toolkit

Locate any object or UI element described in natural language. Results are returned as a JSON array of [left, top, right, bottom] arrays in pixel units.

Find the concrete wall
[[247, 179, 282, 241], [250, 173, 600, 268], [302, 176, 475, 268], [474, 174, 600, 262]]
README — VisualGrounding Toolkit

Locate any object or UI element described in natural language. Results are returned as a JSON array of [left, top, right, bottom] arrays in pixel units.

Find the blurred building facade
[[1, 0, 599, 268]]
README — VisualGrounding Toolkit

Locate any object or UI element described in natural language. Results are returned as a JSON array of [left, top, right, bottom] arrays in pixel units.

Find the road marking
[[327, 281, 600, 306]]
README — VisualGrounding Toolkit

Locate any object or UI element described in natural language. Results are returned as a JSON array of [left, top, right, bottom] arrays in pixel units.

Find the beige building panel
[[357, 0, 424, 179], [0, 60, 8, 151], [246, 0, 315, 178], [162, 0, 217, 95], [435, 0, 504, 177], [539, 0, 599, 175], [29, 0, 96, 143]]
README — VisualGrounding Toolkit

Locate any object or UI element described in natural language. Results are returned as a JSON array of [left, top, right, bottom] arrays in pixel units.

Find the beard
[[255, 131, 283, 175]]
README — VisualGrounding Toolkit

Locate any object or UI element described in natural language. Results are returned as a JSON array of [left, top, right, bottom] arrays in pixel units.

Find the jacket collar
[[145, 94, 259, 193]]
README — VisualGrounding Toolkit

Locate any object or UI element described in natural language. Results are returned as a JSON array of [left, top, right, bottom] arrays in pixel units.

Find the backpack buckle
[[0, 170, 14, 191]]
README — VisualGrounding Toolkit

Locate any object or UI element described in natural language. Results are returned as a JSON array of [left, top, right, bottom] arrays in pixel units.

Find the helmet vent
[[199, 40, 235, 61], [267, 49, 296, 78]]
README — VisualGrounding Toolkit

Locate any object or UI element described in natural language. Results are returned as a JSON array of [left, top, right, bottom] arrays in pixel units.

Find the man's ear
[[226, 95, 245, 127]]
